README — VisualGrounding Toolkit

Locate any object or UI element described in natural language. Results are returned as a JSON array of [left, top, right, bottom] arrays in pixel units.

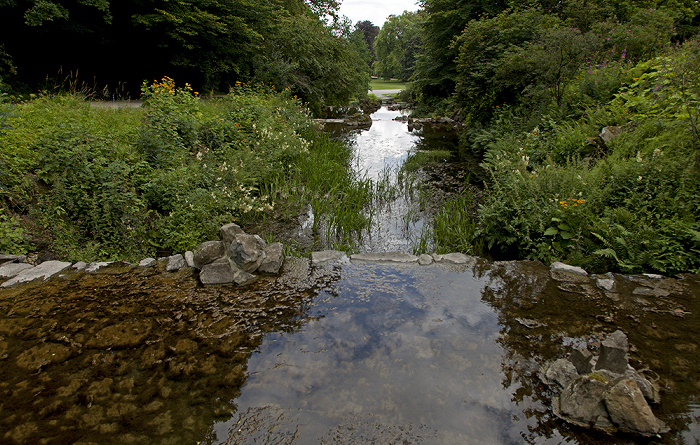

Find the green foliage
[[0, 208, 26, 254], [34, 124, 151, 260], [438, 42, 700, 274], [373, 11, 423, 81], [253, 13, 370, 113], [0, 76, 374, 260], [454, 8, 561, 122]]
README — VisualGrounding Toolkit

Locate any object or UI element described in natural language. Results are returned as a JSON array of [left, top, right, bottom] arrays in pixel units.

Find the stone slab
[[0, 262, 34, 278], [350, 252, 418, 263], [1, 261, 72, 287], [311, 250, 347, 265], [0, 254, 27, 265]]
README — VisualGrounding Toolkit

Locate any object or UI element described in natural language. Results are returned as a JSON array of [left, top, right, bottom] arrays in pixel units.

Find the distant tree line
[[0, 0, 370, 111]]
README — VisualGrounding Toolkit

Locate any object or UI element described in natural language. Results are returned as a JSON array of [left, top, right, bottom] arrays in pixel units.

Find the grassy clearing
[[0, 79, 378, 261], [369, 78, 408, 91]]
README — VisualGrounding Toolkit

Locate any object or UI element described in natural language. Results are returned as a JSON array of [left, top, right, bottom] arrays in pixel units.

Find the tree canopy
[[0, 0, 369, 110]]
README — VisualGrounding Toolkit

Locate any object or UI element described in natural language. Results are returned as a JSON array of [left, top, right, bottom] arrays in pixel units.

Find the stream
[[0, 107, 699, 444]]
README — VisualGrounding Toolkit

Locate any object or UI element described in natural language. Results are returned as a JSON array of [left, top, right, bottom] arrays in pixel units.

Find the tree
[[253, 13, 369, 112], [355, 20, 380, 64], [412, 0, 510, 106], [0, 0, 368, 107], [454, 8, 560, 121], [373, 11, 422, 81]]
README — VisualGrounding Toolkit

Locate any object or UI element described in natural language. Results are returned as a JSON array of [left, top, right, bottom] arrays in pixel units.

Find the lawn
[[369, 78, 408, 91]]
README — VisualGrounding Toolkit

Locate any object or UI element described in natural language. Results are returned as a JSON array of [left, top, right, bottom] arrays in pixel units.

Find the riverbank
[[0, 81, 379, 263]]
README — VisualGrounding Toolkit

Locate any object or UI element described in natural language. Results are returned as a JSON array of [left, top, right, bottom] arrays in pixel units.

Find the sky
[[337, 0, 421, 28]]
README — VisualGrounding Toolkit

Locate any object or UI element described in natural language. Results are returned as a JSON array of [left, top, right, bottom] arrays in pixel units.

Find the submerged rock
[[311, 250, 347, 265], [550, 262, 589, 283], [546, 330, 668, 437]]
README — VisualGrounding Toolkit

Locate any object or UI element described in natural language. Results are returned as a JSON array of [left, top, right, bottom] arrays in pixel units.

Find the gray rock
[[0, 262, 33, 278], [595, 330, 629, 374], [85, 262, 112, 273], [596, 278, 615, 292], [435, 253, 476, 265], [311, 250, 347, 265], [604, 377, 668, 435], [351, 252, 418, 263], [72, 261, 87, 270], [632, 287, 670, 297], [570, 347, 594, 374], [258, 242, 284, 274], [193, 241, 226, 269], [600, 126, 623, 142], [184, 251, 195, 268], [551, 262, 589, 283], [165, 254, 186, 272], [642, 273, 664, 279], [0, 254, 26, 265], [556, 375, 611, 427], [231, 234, 267, 272], [139, 258, 157, 267], [199, 260, 236, 285], [232, 267, 256, 285], [418, 254, 433, 265], [1, 261, 72, 287], [220, 223, 245, 245], [540, 358, 579, 390], [625, 369, 661, 404]]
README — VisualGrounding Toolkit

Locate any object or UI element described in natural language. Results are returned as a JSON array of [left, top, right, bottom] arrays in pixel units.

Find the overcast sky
[[338, 0, 421, 28]]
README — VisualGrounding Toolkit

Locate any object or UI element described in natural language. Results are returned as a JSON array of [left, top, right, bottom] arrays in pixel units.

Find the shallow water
[[331, 106, 456, 253], [2, 259, 698, 444]]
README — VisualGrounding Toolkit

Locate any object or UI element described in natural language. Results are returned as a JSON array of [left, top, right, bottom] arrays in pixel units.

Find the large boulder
[[193, 241, 226, 269], [556, 375, 612, 428], [258, 242, 284, 274], [231, 234, 267, 273], [220, 223, 245, 247], [604, 378, 668, 435], [199, 260, 236, 285]]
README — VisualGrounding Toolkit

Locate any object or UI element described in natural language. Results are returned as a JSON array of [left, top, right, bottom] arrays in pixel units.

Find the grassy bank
[[423, 43, 700, 275], [0, 79, 375, 261], [369, 78, 408, 91]]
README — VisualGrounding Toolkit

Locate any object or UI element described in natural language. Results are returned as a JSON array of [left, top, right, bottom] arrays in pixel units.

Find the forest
[[1, 0, 700, 274]]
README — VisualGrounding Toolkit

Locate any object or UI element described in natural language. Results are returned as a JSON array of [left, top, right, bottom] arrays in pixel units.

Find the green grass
[[369, 78, 408, 91]]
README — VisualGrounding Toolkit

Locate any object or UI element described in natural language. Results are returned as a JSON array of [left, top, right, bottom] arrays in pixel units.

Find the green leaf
[[543, 227, 559, 236]]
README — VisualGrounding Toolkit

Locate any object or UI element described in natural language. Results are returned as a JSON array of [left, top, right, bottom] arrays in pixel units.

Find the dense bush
[[432, 43, 700, 274], [0, 77, 375, 260]]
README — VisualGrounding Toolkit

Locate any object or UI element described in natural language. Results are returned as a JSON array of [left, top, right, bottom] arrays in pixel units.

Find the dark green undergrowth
[[426, 41, 700, 275], [0, 78, 375, 261]]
